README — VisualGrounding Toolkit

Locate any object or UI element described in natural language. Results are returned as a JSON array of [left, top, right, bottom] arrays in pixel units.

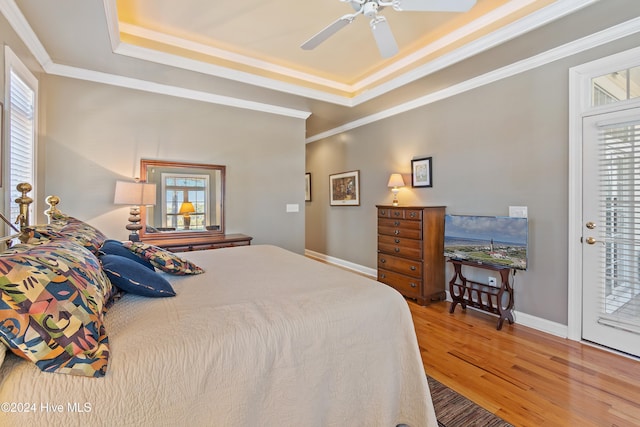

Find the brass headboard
[[0, 183, 61, 245]]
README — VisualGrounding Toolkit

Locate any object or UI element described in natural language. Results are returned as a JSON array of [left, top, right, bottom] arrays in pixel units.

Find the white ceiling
[[5, 0, 629, 138]]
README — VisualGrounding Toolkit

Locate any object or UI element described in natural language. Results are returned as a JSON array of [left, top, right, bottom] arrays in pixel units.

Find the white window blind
[[597, 120, 640, 333], [5, 46, 37, 225]]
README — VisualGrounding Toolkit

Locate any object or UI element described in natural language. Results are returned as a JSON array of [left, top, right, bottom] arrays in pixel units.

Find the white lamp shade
[[114, 181, 157, 206], [387, 173, 405, 188]]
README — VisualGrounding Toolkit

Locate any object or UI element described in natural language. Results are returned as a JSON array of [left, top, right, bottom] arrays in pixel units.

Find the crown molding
[[306, 16, 640, 143], [45, 63, 311, 119], [0, 0, 52, 69], [104, 0, 598, 106], [0, 0, 311, 120], [119, 22, 354, 95]]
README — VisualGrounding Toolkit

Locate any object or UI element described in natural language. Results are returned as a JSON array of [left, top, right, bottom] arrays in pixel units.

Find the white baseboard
[[307, 249, 569, 339], [304, 249, 377, 278]]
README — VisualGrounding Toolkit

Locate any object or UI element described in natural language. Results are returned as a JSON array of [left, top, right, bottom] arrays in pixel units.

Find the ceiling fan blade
[[369, 17, 398, 58], [392, 0, 477, 12], [301, 16, 354, 50]]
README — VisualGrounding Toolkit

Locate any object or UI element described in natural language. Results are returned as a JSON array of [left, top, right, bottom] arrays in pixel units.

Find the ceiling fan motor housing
[[363, 1, 380, 18]]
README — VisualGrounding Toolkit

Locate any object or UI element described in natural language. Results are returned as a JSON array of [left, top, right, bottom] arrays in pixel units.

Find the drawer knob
[[410, 266, 416, 271], [380, 210, 386, 215], [394, 211, 401, 217], [394, 248, 400, 253], [394, 221, 400, 226], [410, 283, 417, 288], [380, 273, 386, 279], [394, 238, 400, 243], [394, 230, 400, 235], [409, 212, 417, 218], [380, 258, 386, 263]]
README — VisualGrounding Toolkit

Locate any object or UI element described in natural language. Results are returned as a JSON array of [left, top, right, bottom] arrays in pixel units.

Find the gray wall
[[40, 76, 307, 253], [306, 31, 640, 325]]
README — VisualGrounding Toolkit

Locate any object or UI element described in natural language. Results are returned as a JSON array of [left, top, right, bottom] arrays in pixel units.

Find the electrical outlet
[[488, 277, 497, 287]]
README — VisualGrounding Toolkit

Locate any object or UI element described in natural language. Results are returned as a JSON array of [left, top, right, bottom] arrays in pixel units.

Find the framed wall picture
[[329, 170, 360, 206], [411, 156, 432, 188], [305, 173, 311, 201]]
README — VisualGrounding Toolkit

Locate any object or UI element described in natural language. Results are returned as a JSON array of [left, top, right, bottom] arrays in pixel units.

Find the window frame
[[4, 46, 38, 228]]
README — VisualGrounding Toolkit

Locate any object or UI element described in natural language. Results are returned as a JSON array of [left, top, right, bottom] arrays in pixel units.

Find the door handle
[[585, 237, 597, 245], [586, 221, 596, 229]]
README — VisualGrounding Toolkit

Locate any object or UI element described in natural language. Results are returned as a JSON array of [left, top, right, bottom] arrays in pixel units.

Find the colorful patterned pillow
[[100, 254, 176, 297], [0, 239, 112, 377], [30, 217, 107, 254], [122, 241, 204, 275], [0, 342, 6, 368]]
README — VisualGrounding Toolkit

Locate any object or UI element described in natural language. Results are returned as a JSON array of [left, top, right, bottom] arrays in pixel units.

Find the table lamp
[[179, 201, 196, 230], [114, 180, 156, 241], [387, 173, 405, 206]]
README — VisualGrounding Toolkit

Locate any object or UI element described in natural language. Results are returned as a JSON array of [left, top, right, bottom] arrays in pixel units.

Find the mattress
[[0, 245, 436, 426]]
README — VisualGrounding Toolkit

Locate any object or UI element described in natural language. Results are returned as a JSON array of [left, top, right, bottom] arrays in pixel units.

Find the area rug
[[428, 376, 514, 427]]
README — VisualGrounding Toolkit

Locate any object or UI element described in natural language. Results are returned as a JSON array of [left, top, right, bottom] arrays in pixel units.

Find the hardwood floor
[[410, 301, 640, 426]]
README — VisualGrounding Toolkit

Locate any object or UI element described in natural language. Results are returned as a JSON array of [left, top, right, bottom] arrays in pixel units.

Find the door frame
[[568, 45, 640, 341]]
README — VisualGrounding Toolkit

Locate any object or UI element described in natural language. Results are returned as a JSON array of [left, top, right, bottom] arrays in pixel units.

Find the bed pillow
[[0, 239, 112, 377], [30, 217, 107, 254], [100, 254, 175, 298], [100, 239, 155, 271], [123, 241, 204, 275]]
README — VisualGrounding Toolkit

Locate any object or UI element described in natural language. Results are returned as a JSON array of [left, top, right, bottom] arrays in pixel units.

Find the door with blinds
[[582, 108, 640, 357]]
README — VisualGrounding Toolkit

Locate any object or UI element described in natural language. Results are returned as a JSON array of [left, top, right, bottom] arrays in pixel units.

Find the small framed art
[[329, 170, 360, 206], [305, 173, 312, 202], [411, 156, 432, 188]]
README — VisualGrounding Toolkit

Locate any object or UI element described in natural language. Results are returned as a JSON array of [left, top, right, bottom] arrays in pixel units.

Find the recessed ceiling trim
[[307, 15, 640, 143], [113, 42, 357, 107], [102, 0, 120, 52], [352, 0, 542, 92], [350, 0, 600, 104], [119, 22, 354, 94], [106, 0, 599, 108]]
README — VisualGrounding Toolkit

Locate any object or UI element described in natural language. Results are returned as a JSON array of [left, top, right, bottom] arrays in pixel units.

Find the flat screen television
[[444, 214, 528, 270]]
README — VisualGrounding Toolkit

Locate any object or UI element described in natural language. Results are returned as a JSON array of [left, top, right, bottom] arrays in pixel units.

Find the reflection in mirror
[[139, 160, 225, 240]]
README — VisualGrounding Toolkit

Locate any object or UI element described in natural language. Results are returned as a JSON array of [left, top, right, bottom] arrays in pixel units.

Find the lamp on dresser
[[387, 173, 405, 206], [179, 201, 196, 230], [114, 180, 156, 241]]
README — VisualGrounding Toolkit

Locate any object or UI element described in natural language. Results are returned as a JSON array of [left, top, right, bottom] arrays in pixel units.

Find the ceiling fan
[[301, 0, 477, 58]]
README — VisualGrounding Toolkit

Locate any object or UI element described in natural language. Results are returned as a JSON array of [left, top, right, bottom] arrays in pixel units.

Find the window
[[591, 65, 640, 107], [161, 173, 209, 230], [4, 46, 38, 225]]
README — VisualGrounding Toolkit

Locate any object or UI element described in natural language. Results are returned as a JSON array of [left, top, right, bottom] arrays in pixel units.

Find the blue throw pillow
[[100, 239, 155, 271], [100, 254, 176, 298]]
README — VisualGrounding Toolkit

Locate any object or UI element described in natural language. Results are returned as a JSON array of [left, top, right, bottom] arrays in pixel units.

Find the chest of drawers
[[376, 206, 446, 305]]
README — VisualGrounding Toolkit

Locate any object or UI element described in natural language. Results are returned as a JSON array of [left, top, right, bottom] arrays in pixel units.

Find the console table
[[448, 259, 514, 330], [141, 233, 252, 253]]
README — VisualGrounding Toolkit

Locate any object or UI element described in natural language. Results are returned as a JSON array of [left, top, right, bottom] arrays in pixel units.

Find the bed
[[0, 185, 436, 426]]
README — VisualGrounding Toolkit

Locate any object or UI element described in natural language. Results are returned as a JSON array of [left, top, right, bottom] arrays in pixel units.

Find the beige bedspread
[[0, 245, 436, 426]]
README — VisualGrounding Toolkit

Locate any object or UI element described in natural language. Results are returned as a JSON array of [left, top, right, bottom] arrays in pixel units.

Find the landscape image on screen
[[444, 215, 528, 270]]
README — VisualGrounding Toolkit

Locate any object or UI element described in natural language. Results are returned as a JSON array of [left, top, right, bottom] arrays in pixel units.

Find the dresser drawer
[[378, 268, 422, 299], [378, 253, 423, 278], [378, 235, 422, 259], [378, 208, 404, 219], [378, 222, 422, 240]]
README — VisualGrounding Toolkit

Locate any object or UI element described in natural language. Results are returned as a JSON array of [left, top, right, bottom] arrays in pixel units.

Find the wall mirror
[[139, 159, 225, 240]]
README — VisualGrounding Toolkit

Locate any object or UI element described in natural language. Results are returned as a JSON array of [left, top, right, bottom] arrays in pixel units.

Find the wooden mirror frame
[[138, 159, 225, 242]]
